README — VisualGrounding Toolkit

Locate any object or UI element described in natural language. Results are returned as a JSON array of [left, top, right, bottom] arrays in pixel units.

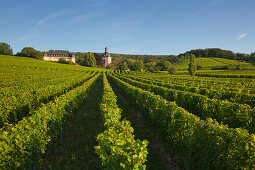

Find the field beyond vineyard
[[175, 57, 255, 70], [0, 55, 255, 169]]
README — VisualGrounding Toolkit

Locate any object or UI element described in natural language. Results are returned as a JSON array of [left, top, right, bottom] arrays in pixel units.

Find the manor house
[[43, 50, 75, 63]]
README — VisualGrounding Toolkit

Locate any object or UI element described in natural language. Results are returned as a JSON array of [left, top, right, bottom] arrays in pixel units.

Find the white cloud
[[197, 0, 220, 14], [13, 9, 70, 44], [70, 11, 100, 23], [70, 14, 92, 23], [35, 10, 69, 26], [236, 33, 248, 40]]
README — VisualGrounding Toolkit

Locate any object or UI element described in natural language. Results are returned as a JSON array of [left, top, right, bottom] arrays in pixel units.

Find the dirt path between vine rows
[[38, 78, 104, 169], [110, 82, 182, 170]]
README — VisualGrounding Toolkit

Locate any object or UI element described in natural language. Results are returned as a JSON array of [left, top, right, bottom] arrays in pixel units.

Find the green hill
[[175, 57, 255, 70], [0, 55, 102, 71]]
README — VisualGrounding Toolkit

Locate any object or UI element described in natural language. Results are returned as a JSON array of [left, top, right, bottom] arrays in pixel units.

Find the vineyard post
[[164, 130, 167, 165], [33, 129, 36, 170], [186, 132, 190, 170], [60, 125, 63, 144]]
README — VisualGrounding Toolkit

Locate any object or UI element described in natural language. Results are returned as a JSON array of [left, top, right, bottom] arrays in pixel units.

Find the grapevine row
[[0, 66, 86, 87], [196, 73, 255, 79], [121, 74, 255, 107], [0, 73, 100, 169], [0, 72, 97, 128], [108, 74, 255, 169], [114, 74, 255, 133], [95, 73, 148, 169], [124, 72, 255, 94], [0, 72, 91, 99]]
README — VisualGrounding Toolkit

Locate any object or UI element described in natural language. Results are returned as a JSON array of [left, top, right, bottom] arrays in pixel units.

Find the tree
[[16, 47, 43, 59], [145, 62, 156, 72], [156, 60, 176, 74], [197, 64, 202, 70], [132, 60, 144, 71], [251, 52, 255, 58], [75, 52, 86, 64], [178, 48, 236, 60], [119, 61, 129, 71], [250, 52, 255, 64], [81, 52, 96, 67], [126, 59, 135, 70], [236, 53, 250, 61], [168, 55, 181, 63], [0, 42, 13, 55], [236, 64, 241, 70], [106, 63, 117, 69], [188, 54, 196, 76], [157, 61, 172, 71], [58, 58, 75, 65], [168, 66, 176, 75]]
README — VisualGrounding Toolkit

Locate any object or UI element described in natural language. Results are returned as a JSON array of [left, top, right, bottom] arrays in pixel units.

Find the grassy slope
[[177, 69, 255, 75], [0, 55, 67, 68], [211, 57, 255, 69], [195, 69, 255, 75], [175, 57, 255, 70], [175, 58, 225, 70], [0, 55, 103, 72]]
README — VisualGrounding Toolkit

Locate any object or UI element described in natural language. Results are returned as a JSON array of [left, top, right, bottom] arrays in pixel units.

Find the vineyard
[[175, 57, 255, 70], [0, 55, 255, 169]]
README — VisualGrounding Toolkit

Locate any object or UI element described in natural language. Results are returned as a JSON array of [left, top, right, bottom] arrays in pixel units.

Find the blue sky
[[1, 0, 254, 55]]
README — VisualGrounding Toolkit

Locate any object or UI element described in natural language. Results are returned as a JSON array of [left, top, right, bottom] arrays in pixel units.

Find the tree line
[[178, 48, 255, 63], [1, 42, 254, 70], [0, 42, 43, 59]]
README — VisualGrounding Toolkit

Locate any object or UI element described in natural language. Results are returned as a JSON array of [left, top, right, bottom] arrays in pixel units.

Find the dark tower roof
[[101, 47, 111, 57], [44, 50, 74, 57]]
